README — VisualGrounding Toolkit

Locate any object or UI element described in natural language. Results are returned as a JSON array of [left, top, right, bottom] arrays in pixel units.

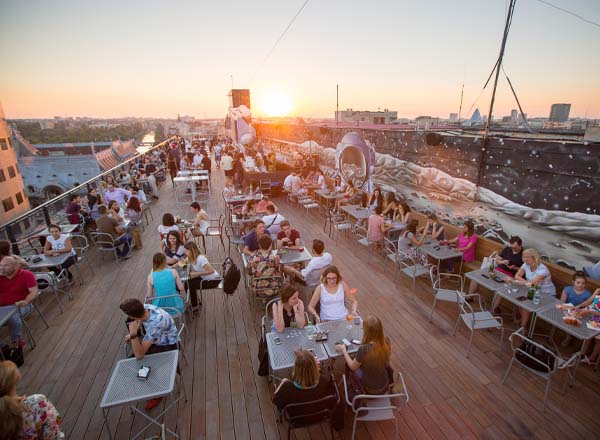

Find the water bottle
[[533, 286, 541, 305]]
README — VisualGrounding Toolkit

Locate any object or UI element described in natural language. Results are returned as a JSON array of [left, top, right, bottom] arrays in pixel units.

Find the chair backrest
[[283, 375, 340, 428], [343, 371, 409, 419], [35, 272, 58, 289], [91, 231, 115, 248], [70, 234, 89, 253], [508, 329, 563, 374], [305, 266, 326, 290]]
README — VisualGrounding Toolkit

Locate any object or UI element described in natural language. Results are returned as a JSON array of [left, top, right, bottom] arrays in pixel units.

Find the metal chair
[[205, 214, 226, 253], [428, 267, 474, 323], [502, 328, 579, 410], [280, 374, 340, 440], [453, 291, 503, 358], [342, 371, 409, 440], [398, 250, 430, 290], [70, 234, 94, 282], [224, 226, 245, 256], [326, 210, 352, 242], [89, 232, 121, 264], [249, 275, 283, 306], [35, 272, 71, 313], [144, 294, 188, 328]]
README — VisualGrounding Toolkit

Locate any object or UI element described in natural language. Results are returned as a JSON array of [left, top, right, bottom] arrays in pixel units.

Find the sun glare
[[259, 92, 293, 117]]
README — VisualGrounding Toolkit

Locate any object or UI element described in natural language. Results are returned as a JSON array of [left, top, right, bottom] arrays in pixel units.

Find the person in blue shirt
[[560, 271, 593, 347]]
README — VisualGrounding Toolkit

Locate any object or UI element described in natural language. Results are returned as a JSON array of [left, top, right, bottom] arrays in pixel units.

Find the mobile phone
[[342, 338, 351, 347], [306, 348, 315, 354], [351, 339, 361, 345], [273, 336, 282, 345], [137, 366, 151, 380], [481, 274, 489, 279], [516, 296, 527, 301]]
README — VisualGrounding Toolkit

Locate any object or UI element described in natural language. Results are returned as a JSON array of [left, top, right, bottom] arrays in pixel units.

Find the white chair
[[35, 272, 71, 313], [502, 328, 579, 410], [89, 232, 121, 264], [428, 268, 474, 323], [326, 210, 352, 242], [342, 371, 409, 440], [453, 291, 503, 358], [70, 234, 93, 282], [398, 250, 430, 290]]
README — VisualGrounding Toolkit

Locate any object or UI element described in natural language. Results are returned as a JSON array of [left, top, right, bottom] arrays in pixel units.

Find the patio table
[[421, 239, 464, 274], [317, 317, 364, 358], [100, 350, 184, 440], [340, 205, 371, 221], [266, 327, 328, 373]]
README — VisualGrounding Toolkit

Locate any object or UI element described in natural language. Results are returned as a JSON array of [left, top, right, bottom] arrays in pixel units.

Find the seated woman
[[158, 213, 179, 239], [381, 191, 398, 219], [335, 315, 391, 394], [574, 288, 600, 364], [189, 201, 210, 238], [256, 195, 277, 214], [223, 177, 237, 197], [334, 180, 362, 212], [272, 285, 306, 333], [242, 199, 257, 217], [393, 201, 412, 225], [397, 219, 428, 266], [146, 252, 186, 315], [162, 231, 185, 265], [419, 212, 445, 241], [514, 248, 556, 329], [308, 265, 358, 323], [559, 271, 593, 346], [367, 205, 386, 245], [125, 196, 144, 250], [332, 175, 344, 193], [43, 224, 77, 283], [0, 360, 65, 440], [368, 187, 384, 210], [443, 220, 477, 272], [183, 241, 220, 310], [272, 349, 335, 415]]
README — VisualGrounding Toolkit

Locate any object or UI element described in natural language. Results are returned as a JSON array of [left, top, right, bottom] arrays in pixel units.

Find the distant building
[[335, 109, 398, 125], [414, 116, 440, 130], [549, 103, 571, 122], [449, 113, 458, 123], [0, 104, 31, 227], [470, 109, 482, 124], [510, 109, 518, 124], [230, 89, 251, 110]]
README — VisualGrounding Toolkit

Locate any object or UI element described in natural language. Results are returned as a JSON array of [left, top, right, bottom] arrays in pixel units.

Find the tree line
[[14, 121, 148, 144]]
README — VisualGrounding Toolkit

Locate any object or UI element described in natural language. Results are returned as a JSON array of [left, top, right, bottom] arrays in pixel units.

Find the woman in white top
[[43, 224, 77, 282], [183, 241, 220, 310], [158, 212, 180, 239], [308, 265, 358, 323], [190, 202, 210, 237], [514, 248, 557, 329]]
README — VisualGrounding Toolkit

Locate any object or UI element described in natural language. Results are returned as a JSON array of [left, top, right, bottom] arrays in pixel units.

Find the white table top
[[317, 318, 363, 358], [266, 327, 328, 371], [340, 205, 371, 220], [26, 253, 74, 270], [535, 306, 599, 340]]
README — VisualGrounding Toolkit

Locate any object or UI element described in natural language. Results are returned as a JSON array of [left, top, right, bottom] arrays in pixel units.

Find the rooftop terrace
[[5, 156, 600, 439]]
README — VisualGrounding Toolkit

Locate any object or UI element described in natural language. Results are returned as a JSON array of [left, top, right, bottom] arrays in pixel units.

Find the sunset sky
[[1, 0, 599, 119]]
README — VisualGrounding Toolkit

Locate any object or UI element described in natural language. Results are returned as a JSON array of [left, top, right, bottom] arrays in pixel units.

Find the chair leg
[[466, 329, 474, 358], [201, 236, 207, 253], [428, 299, 437, 322], [52, 289, 64, 313], [452, 316, 461, 335], [502, 357, 515, 384], [542, 377, 551, 411], [351, 416, 358, 440]]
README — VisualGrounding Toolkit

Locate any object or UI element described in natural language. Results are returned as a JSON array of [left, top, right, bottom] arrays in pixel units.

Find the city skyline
[[1, 0, 599, 119]]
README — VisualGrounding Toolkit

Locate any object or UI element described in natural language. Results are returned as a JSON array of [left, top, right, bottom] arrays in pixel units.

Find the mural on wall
[[335, 132, 376, 193], [256, 123, 600, 271]]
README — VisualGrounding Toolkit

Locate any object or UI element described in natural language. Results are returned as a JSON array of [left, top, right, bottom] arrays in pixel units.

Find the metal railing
[[0, 136, 177, 252]]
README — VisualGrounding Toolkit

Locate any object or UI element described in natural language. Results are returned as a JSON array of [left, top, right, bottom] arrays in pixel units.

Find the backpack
[[222, 257, 241, 295]]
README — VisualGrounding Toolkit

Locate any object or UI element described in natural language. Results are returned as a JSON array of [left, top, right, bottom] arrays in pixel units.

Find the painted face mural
[[335, 132, 376, 193]]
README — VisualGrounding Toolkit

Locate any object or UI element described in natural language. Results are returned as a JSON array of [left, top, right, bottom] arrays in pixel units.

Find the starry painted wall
[[255, 124, 599, 215]]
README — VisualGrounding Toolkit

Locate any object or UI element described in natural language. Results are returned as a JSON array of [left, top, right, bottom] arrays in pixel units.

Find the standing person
[[0, 360, 65, 440], [42, 224, 77, 283], [167, 150, 178, 188], [214, 143, 222, 168], [308, 265, 358, 323], [183, 241, 221, 310], [221, 150, 234, 177], [233, 153, 245, 188], [125, 196, 144, 250], [335, 315, 391, 394], [103, 182, 131, 206], [201, 152, 212, 175], [0, 257, 38, 349]]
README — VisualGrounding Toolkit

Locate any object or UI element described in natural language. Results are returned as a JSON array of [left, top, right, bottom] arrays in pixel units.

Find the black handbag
[[258, 334, 269, 376], [1, 345, 24, 367]]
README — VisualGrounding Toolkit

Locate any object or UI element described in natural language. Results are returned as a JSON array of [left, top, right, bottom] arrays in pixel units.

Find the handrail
[[0, 136, 177, 235]]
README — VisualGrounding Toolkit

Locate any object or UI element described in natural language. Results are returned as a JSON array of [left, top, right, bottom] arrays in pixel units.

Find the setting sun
[[259, 91, 293, 117]]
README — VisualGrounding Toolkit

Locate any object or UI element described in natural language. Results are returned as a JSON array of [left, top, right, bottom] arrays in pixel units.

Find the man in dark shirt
[[65, 194, 87, 225], [242, 220, 269, 256], [496, 236, 524, 276], [95, 205, 132, 259], [201, 152, 211, 175]]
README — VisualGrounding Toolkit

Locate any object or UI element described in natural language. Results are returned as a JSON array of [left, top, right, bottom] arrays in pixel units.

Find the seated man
[[247, 235, 282, 297], [277, 220, 301, 249], [65, 194, 89, 225], [256, 195, 277, 214], [119, 298, 179, 409], [0, 256, 38, 349], [104, 182, 131, 206], [243, 219, 269, 256], [262, 205, 285, 236], [283, 239, 332, 286], [95, 205, 133, 259], [283, 171, 295, 192]]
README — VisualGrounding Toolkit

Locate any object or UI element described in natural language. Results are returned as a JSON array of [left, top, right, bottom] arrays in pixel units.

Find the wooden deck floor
[[13, 166, 600, 439]]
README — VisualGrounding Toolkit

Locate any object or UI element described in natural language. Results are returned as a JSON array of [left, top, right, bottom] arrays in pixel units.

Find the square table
[[224, 194, 262, 206], [465, 268, 511, 293], [340, 205, 372, 221], [422, 239, 464, 274], [100, 350, 183, 440], [174, 175, 208, 201], [266, 327, 328, 374], [313, 190, 342, 212], [317, 318, 364, 358], [0, 305, 18, 328], [532, 306, 599, 384], [37, 223, 79, 237], [26, 253, 74, 271], [278, 247, 313, 266]]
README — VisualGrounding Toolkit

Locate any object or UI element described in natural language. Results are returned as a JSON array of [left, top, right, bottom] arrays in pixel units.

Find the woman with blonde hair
[[308, 265, 358, 323], [272, 349, 335, 413], [146, 252, 186, 315], [335, 315, 392, 394], [0, 360, 64, 440], [514, 248, 556, 329], [183, 241, 220, 310]]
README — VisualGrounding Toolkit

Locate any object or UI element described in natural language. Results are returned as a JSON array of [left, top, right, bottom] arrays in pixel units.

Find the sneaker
[[145, 397, 163, 410]]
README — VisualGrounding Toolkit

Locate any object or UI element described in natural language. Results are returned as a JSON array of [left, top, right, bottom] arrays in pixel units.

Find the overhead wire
[[532, 0, 600, 29], [249, 0, 310, 84]]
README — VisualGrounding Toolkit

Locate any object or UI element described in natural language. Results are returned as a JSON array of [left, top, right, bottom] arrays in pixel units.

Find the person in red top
[[276, 221, 301, 249], [0, 256, 38, 348]]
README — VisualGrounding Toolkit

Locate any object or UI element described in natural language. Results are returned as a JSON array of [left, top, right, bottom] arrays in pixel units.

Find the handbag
[[257, 334, 269, 376], [1, 345, 24, 366], [480, 251, 498, 271]]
